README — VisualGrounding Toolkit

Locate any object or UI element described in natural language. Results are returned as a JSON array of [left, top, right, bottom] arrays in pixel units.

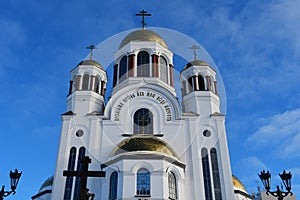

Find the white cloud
[[247, 108, 300, 157]]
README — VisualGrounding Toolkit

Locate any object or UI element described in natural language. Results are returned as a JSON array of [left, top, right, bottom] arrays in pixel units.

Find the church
[[32, 11, 252, 200]]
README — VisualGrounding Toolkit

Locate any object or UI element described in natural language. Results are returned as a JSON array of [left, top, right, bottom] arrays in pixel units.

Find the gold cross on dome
[[136, 10, 152, 29], [189, 45, 200, 60], [87, 44, 97, 60]]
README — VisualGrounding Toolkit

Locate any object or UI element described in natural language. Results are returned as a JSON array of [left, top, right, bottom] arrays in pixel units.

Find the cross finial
[[189, 45, 200, 60], [87, 44, 97, 60], [136, 10, 151, 29]]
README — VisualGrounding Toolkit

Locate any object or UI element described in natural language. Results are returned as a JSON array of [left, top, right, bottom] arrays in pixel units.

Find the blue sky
[[1, 0, 300, 199]]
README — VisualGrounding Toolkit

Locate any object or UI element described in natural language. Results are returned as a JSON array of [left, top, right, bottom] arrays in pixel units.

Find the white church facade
[[32, 15, 252, 200]]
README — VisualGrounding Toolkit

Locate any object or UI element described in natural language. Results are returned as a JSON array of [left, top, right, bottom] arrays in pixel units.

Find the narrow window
[[168, 172, 177, 200], [109, 171, 118, 200], [82, 74, 90, 90], [94, 77, 100, 93], [63, 147, 76, 200], [202, 148, 213, 200], [119, 56, 128, 83], [136, 168, 150, 196], [188, 77, 193, 92], [159, 56, 168, 83], [211, 148, 223, 200], [198, 75, 205, 91], [133, 108, 153, 135], [73, 147, 86, 200], [137, 51, 150, 77]]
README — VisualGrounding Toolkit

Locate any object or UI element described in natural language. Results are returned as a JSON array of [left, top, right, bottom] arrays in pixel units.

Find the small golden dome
[[232, 175, 247, 193], [184, 60, 209, 70], [119, 29, 168, 49], [110, 135, 178, 158], [77, 59, 103, 69]]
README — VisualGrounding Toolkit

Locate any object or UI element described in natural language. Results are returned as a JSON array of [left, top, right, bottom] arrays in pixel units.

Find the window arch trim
[[168, 171, 178, 200], [109, 171, 118, 200], [137, 51, 150, 77], [133, 108, 153, 135]]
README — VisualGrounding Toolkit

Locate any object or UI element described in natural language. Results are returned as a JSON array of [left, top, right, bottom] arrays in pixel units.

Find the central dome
[[119, 29, 168, 49], [110, 135, 177, 158]]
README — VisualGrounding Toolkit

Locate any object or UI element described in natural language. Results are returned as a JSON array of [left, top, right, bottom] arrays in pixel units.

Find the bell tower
[[66, 45, 107, 115], [181, 59, 219, 116]]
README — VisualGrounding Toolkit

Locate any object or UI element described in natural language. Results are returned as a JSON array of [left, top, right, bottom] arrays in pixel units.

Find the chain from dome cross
[[136, 10, 151, 29]]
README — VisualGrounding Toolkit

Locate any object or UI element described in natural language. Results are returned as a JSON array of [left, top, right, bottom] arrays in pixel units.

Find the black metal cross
[[136, 10, 151, 29], [63, 156, 106, 200], [87, 44, 97, 60], [189, 45, 200, 60]]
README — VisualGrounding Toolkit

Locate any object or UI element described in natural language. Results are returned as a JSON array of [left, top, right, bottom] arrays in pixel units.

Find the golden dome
[[232, 175, 247, 192], [119, 29, 168, 49], [184, 60, 209, 70], [110, 135, 178, 158], [77, 59, 103, 69]]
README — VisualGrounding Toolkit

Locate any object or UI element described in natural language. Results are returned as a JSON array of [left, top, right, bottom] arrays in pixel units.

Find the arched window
[[73, 147, 86, 200], [82, 74, 90, 90], [137, 51, 150, 77], [109, 171, 118, 200], [94, 77, 100, 93], [202, 148, 213, 200], [159, 56, 168, 83], [133, 108, 153, 135], [210, 148, 223, 200], [63, 147, 76, 200], [168, 172, 177, 200], [136, 168, 150, 196], [119, 56, 128, 83], [198, 75, 205, 91], [188, 77, 193, 92]]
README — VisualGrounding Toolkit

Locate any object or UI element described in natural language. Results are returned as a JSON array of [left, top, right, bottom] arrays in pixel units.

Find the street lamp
[[258, 170, 293, 200], [0, 169, 22, 200]]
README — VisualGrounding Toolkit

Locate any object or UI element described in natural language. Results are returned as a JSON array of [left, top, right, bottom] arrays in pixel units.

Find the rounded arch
[[136, 167, 151, 196], [133, 108, 153, 135], [168, 171, 178, 200], [131, 161, 154, 174], [198, 74, 205, 91], [159, 56, 168, 84], [119, 55, 128, 83], [109, 171, 118, 200], [137, 50, 150, 77], [82, 73, 90, 90]]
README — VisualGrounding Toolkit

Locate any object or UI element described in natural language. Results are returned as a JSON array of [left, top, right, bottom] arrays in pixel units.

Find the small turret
[[181, 56, 219, 116], [66, 45, 107, 115]]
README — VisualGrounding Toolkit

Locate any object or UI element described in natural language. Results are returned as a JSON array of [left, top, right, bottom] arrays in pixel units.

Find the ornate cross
[[189, 45, 200, 60], [136, 10, 151, 29], [87, 44, 97, 60], [63, 156, 106, 200]]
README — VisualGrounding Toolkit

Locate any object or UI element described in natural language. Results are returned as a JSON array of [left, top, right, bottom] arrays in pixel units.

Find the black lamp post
[[0, 169, 22, 200], [258, 170, 293, 200]]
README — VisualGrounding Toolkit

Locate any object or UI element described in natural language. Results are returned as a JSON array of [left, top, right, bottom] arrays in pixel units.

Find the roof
[[39, 176, 53, 192], [184, 60, 209, 70], [110, 135, 178, 158], [77, 59, 103, 69], [232, 175, 247, 193], [119, 29, 168, 49]]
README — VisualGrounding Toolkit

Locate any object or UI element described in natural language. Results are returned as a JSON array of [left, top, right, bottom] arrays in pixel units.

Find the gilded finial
[[87, 44, 97, 60], [189, 45, 200, 60], [136, 10, 151, 29]]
